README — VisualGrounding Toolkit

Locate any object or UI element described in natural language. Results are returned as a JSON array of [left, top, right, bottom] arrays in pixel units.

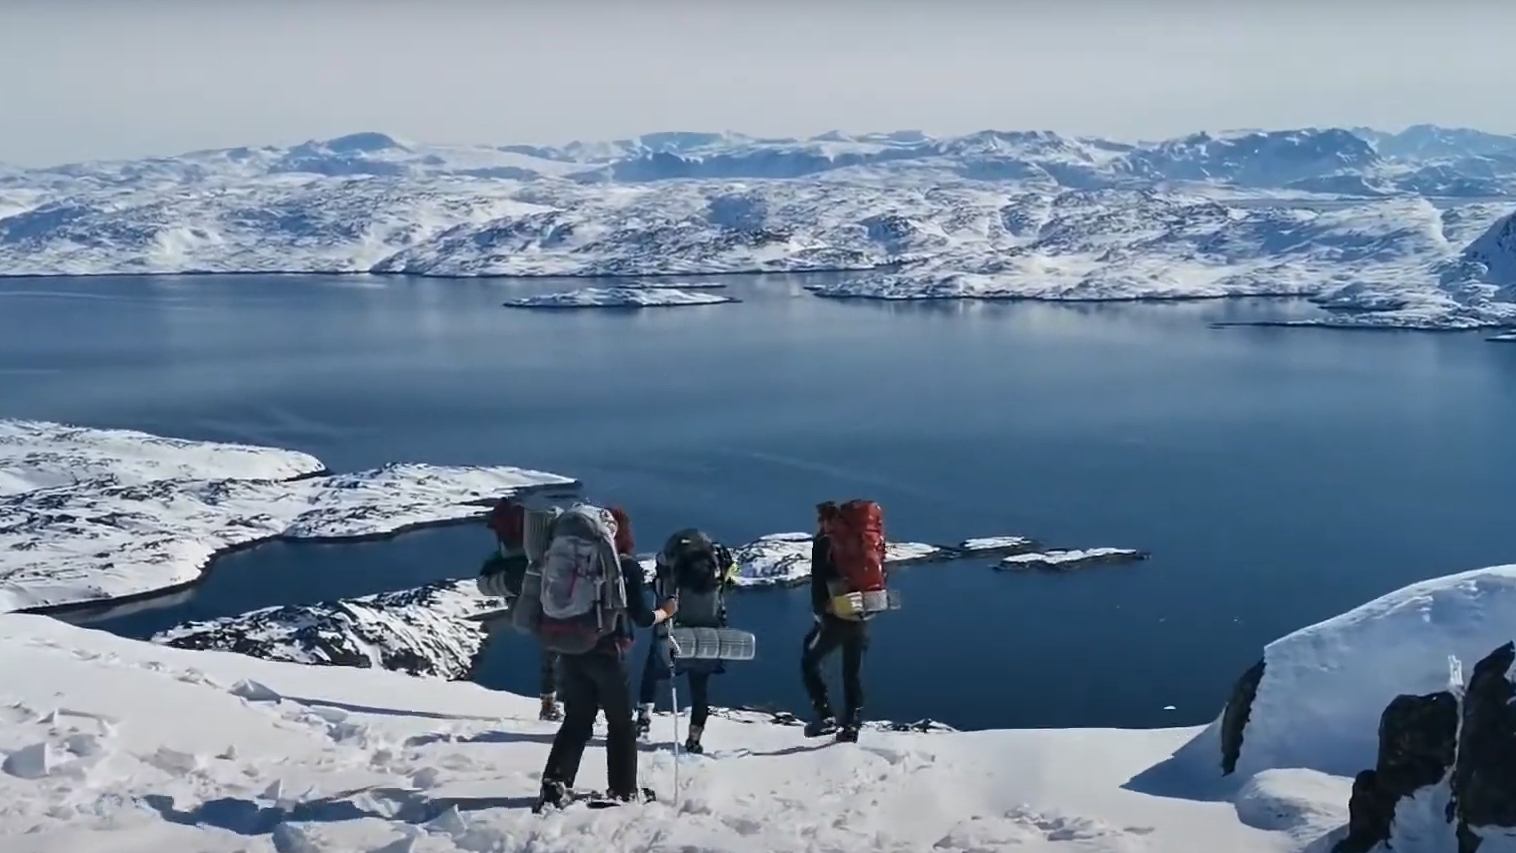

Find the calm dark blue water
[[5, 274, 1516, 732]]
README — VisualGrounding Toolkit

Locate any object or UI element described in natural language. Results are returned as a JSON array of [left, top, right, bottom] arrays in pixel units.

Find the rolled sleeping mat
[[521, 504, 562, 565], [668, 627, 757, 662]]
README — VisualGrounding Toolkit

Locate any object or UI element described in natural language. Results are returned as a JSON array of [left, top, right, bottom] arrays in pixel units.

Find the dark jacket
[[599, 555, 662, 654]]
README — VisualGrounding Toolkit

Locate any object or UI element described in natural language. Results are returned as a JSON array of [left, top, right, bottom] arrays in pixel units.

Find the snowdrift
[[4, 125, 1516, 329], [1135, 566, 1516, 853]]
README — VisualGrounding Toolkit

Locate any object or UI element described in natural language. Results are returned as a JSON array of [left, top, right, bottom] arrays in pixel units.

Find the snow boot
[[683, 724, 705, 755], [635, 703, 653, 739], [539, 694, 562, 722], [804, 703, 838, 738], [588, 787, 658, 809], [532, 780, 570, 814], [836, 709, 862, 743]]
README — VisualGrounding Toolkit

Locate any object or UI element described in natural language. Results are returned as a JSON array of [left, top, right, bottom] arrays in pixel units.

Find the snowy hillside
[[5, 559, 1516, 852], [0, 419, 579, 612], [155, 579, 498, 680], [4, 125, 1516, 328]]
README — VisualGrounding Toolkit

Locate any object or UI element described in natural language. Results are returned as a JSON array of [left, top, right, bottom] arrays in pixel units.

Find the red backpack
[[822, 499, 887, 595]]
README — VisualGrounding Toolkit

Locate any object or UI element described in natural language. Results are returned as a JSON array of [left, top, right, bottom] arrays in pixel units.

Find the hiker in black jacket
[[476, 498, 561, 720], [537, 506, 677, 809], [636, 530, 740, 754], [800, 510, 871, 738]]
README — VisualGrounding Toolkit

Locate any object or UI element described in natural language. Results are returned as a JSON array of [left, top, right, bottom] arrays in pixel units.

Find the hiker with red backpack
[[509, 503, 678, 811], [476, 498, 563, 721], [801, 499, 890, 743]]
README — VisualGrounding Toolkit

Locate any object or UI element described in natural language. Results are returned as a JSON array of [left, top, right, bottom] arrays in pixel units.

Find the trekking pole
[[669, 675, 681, 810]]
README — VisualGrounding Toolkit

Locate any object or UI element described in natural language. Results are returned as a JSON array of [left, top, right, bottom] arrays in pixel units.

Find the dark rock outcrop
[[1220, 657, 1265, 775], [1450, 642, 1516, 853], [1334, 691, 1459, 853]]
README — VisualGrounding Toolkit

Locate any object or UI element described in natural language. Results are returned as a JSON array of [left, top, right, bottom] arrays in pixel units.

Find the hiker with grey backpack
[[636, 529, 741, 754], [509, 503, 677, 811]]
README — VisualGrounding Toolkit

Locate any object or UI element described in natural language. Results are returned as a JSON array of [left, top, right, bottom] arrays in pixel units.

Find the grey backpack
[[529, 504, 628, 655]]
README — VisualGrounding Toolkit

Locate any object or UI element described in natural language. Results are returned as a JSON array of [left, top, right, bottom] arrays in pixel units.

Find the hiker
[[800, 499, 888, 743], [636, 529, 740, 754], [517, 504, 678, 810], [476, 498, 562, 721]]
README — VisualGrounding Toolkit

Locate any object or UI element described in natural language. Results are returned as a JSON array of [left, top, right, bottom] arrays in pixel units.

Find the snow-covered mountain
[[4, 124, 1516, 329]]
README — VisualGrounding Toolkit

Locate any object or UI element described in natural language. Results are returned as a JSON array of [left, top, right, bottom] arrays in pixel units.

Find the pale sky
[[1, 0, 1512, 167]]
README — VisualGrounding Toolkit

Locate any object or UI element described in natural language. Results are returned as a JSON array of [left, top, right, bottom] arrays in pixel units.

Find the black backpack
[[656, 529, 731, 627]]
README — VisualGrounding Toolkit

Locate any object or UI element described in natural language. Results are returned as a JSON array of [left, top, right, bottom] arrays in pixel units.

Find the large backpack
[[821, 499, 888, 621], [656, 529, 731, 629], [532, 504, 628, 655]]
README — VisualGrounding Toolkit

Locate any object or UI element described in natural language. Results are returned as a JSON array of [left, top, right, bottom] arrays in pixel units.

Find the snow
[[0, 419, 579, 613], [0, 418, 324, 496], [1490, 331, 1516, 341], [0, 611, 1292, 853], [502, 286, 735, 309], [1217, 564, 1516, 782], [959, 535, 1038, 552], [998, 548, 1151, 570], [153, 579, 497, 680], [4, 125, 1516, 328]]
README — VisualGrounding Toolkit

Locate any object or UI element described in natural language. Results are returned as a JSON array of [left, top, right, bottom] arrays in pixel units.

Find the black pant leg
[[637, 639, 661, 707], [840, 622, 869, 718], [542, 653, 597, 787], [539, 649, 559, 696], [800, 620, 843, 713], [688, 671, 711, 730], [584, 650, 640, 798]]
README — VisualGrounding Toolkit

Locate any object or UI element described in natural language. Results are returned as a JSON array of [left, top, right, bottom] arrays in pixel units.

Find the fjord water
[[5, 274, 1516, 732]]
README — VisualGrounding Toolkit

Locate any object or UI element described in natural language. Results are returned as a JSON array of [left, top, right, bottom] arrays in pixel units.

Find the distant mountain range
[[1, 124, 1515, 330]]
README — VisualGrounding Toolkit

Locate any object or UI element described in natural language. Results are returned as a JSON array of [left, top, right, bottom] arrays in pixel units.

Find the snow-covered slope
[[503, 286, 736, 309], [7, 561, 1516, 852], [5, 126, 1516, 328], [1132, 565, 1516, 853], [0, 419, 578, 613], [0, 611, 1306, 853]]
